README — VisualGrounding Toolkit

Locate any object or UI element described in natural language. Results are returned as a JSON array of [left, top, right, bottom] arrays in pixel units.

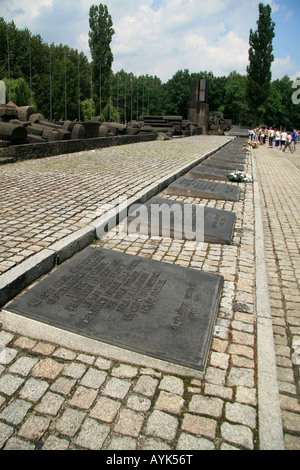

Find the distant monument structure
[[187, 79, 232, 135], [0, 81, 6, 105], [187, 79, 209, 135]]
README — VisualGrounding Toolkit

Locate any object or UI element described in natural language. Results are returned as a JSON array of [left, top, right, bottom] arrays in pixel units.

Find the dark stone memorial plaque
[[166, 177, 240, 202], [211, 154, 246, 164], [188, 165, 231, 182], [126, 197, 236, 244], [201, 159, 245, 171], [7, 247, 224, 371]]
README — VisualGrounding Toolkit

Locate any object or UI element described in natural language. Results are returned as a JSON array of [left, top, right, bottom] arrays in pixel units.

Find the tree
[[246, 3, 275, 126], [88, 4, 115, 112], [3, 77, 31, 106], [163, 69, 191, 118], [223, 72, 251, 126]]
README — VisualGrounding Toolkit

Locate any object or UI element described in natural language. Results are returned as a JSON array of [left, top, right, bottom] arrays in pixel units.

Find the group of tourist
[[249, 127, 299, 154]]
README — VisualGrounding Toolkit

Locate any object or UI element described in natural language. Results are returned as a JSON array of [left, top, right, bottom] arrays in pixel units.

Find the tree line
[[0, 8, 299, 129]]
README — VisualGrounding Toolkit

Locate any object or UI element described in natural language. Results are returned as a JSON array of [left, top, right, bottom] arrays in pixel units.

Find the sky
[[1, 0, 300, 83]]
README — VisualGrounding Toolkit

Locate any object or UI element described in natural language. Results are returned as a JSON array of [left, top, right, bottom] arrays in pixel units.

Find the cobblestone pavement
[[253, 144, 300, 450], [0, 136, 227, 275], [0, 136, 298, 451]]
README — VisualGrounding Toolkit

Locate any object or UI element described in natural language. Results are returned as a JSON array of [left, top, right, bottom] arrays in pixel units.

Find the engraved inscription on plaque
[[201, 159, 245, 171], [126, 197, 236, 244], [188, 166, 230, 182], [166, 177, 240, 202], [7, 247, 224, 371], [210, 155, 246, 164]]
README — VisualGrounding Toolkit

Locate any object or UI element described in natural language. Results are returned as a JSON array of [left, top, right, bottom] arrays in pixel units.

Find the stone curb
[[251, 151, 285, 450], [0, 139, 232, 309]]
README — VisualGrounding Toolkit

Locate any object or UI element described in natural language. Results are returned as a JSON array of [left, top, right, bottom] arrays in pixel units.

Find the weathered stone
[[0, 122, 27, 141], [17, 106, 37, 121]]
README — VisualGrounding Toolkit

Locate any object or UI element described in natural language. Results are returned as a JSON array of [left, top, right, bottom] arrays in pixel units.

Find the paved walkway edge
[[0, 139, 231, 310], [252, 151, 285, 450]]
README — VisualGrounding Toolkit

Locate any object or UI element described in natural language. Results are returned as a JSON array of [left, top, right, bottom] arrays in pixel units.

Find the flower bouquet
[[228, 171, 253, 183], [249, 141, 260, 149]]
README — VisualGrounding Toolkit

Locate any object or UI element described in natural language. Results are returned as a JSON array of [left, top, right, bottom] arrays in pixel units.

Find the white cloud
[[272, 56, 298, 80], [1, 0, 299, 82]]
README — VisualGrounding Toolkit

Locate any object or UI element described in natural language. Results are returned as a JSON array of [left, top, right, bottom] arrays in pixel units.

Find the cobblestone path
[[0, 136, 298, 450], [253, 144, 300, 450], [0, 136, 227, 275]]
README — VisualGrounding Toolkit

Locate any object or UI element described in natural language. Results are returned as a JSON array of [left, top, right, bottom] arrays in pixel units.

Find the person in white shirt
[[275, 130, 281, 149], [282, 132, 294, 154], [268, 127, 275, 147], [281, 130, 287, 150]]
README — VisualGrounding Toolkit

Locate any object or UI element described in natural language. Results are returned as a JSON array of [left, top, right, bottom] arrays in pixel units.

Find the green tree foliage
[[246, 3, 275, 125], [222, 72, 250, 126], [3, 77, 31, 106], [0, 9, 299, 130], [89, 4, 115, 113]]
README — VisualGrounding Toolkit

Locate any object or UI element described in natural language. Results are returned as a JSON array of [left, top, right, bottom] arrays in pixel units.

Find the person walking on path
[[281, 130, 287, 150], [275, 130, 281, 149], [282, 132, 294, 154], [291, 129, 298, 152], [268, 127, 275, 148]]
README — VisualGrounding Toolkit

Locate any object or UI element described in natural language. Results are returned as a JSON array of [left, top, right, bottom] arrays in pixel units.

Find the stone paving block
[[133, 376, 159, 397], [282, 410, 300, 433], [31, 358, 63, 380], [227, 367, 255, 388], [8, 356, 38, 376], [111, 364, 139, 379], [0, 374, 25, 396], [114, 408, 144, 437], [0, 348, 18, 365], [221, 422, 254, 450], [155, 391, 185, 415], [176, 432, 215, 450], [158, 376, 184, 396], [19, 377, 49, 402], [42, 435, 70, 450], [102, 377, 131, 400], [75, 417, 110, 450], [0, 422, 14, 449], [145, 410, 179, 441], [55, 407, 86, 437], [3, 436, 36, 450], [209, 352, 230, 370], [35, 391, 65, 416], [80, 368, 107, 389], [142, 438, 172, 450], [90, 396, 121, 423], [62, 362, 87, 379], [188, 395, 224, 418], [236, 386, 257, 406], [204, 383, 233, 401], [68, 386, 98, 410], [182, 413, 217, 440], [18, 415, 50, 441], [107, 436, 138, 450], [0, 399, 32, 426], [205, 367, 227, 386], [225, 402, 257, 428], [126, 394, 152, 413], [53, 348, 77, 361], [50, 376, 76, 395]]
